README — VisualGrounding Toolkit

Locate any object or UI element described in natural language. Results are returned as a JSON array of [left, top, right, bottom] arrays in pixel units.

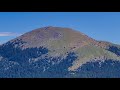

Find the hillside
[[0, 26, 120, 78]]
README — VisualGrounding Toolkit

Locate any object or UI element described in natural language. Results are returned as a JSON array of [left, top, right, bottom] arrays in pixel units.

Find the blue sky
[[0, 12, 120, 44]]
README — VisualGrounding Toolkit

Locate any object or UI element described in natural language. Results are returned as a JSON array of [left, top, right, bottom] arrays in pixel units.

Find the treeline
[[0, 41, 49, 64], [107, 46, 120, 56], [0, 52, 78, 78], [69, 59, 120, 78], [0, 41, 78, 78]]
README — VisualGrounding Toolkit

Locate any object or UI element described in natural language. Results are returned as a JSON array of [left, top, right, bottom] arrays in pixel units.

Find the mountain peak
[[10, 26, 96, 49], [1, 26, 120, 78]]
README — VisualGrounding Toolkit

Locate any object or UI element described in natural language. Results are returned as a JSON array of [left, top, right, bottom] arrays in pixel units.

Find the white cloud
[[0, 32, 22, 37]]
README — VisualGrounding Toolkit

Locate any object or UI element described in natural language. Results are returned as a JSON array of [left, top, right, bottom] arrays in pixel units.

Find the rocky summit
[[0, 26, 120, 78]]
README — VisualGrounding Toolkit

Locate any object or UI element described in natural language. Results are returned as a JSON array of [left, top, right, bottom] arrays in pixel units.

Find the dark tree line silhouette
[[107, 46, 120, 56]]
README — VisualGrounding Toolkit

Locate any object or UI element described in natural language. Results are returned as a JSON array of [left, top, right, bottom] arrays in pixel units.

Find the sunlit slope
[[7, 26, 120, 67]]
